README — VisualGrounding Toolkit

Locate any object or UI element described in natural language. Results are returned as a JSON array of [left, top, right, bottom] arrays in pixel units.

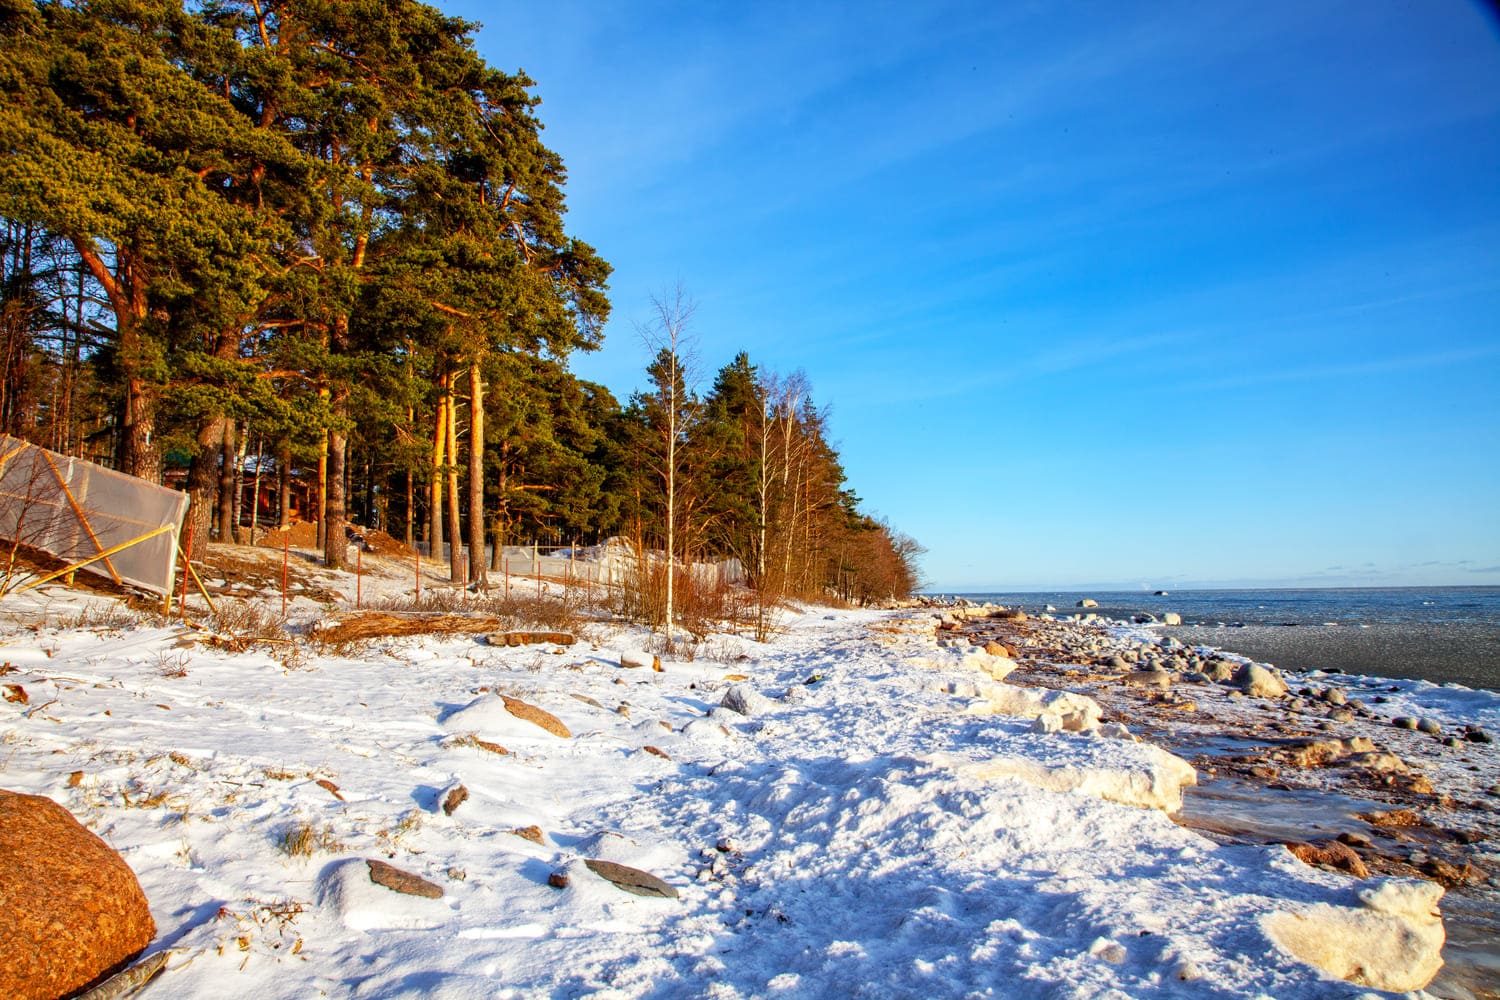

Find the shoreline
[[0, 551, 1493, 997], [940, 602, 1499, 998], [946, 587, 1500, 692]]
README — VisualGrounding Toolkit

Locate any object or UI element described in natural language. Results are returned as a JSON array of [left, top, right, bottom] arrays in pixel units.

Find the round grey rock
[[1232, 662, 1288, 699]]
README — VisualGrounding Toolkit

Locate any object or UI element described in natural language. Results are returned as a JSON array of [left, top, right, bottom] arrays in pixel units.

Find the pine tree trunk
[[277, 438, 291, 528], [404, 469, 414, 548], [121, 375, 158, 482], [217, 419, 237, 543], [184, 416, 223, 563], [467, 363, 486, 585], [446, 381, 462, 583], [430, 378, 447, 564], [316, 427, 327, 550], [324, 423, 347, 569]]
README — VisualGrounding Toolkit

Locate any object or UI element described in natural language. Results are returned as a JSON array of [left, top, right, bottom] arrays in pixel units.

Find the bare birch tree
[[640, 286, 698, 643]]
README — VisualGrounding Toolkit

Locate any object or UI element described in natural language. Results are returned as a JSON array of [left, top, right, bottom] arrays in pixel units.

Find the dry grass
[[153, 650, 190, 678], [59, 602, 145, 630], [275, 819, 343, 857], [215, 898, 308, 960], [375, 809, 423, 849], [445, 732, 510, 756], [207, 599, 290, 648], [501, 593, 589, 634]]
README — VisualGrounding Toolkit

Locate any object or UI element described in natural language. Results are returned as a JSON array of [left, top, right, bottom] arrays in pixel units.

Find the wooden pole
[[281, 529, 289, 617], [72, 948, 173, 1000], [178, 546, 217, 615], [414, 546, 421, 603], [180, 520, 193, 621], [39, 450, 122, 585], [356, 544, 362, 608]]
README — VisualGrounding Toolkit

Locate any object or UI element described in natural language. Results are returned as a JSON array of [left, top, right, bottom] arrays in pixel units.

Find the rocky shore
[[931, 600, 1499, 997]]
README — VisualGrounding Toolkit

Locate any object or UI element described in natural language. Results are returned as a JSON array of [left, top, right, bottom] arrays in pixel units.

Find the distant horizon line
[[926, 582, 1500, 595]]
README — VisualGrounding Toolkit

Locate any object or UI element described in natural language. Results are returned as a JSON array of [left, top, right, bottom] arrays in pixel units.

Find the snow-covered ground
[[0, 549, 1458, 997]]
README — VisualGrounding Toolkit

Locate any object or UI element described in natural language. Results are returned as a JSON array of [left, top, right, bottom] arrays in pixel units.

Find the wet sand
[[1183, 621, 1500, 692]]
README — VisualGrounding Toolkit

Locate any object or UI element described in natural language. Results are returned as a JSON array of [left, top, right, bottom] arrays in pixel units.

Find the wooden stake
[[41, 449, 122, 585], [281, 529, 289, 617], [72, 948, 174, 1000], [177, 545, 217, 615], [180, 520, 193, 621]]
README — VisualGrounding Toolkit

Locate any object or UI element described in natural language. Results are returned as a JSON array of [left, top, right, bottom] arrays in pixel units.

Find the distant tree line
[[0, 0, 922, 607]]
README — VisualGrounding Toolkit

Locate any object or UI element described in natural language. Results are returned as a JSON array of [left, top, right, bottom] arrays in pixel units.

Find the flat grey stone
[[367, 859, 443, 898], [584, 859, 679, 898]]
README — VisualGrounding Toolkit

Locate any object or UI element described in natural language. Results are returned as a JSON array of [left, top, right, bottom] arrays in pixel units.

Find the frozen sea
[[951, 587, 1500, 691]]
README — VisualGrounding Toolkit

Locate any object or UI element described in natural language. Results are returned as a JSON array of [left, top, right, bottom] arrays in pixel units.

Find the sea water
[[951, 587, 1500, 691]]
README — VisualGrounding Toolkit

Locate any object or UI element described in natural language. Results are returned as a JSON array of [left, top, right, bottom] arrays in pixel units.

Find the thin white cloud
[[1190, 344, 1500, 391]]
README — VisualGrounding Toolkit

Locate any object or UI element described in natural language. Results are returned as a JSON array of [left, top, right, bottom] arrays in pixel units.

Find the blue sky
[[450, 0, 1500, 591]]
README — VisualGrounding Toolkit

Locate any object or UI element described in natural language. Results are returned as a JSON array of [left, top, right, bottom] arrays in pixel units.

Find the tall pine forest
[[0, 0, 922, 610]]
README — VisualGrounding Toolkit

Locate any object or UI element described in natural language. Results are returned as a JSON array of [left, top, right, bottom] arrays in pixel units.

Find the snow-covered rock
[[1233, 662, 1288, 698], [442, 693, 569, 739], [908, 647, 1018, 681], [970, 684, 1104, 734], [318, 858, 447, 931], [720, 683, 772, 717], [618, 649, 658, 670]]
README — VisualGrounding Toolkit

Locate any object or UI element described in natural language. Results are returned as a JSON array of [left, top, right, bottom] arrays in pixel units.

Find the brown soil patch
[[255, 521, 319, 549], [361, 528, 415, 558]]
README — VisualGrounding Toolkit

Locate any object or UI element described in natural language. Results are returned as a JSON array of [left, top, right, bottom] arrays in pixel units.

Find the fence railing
[[409, 541, 744, 588]]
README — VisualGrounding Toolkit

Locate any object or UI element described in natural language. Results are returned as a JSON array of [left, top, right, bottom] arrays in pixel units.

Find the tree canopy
[[0, 0, 922, 605]]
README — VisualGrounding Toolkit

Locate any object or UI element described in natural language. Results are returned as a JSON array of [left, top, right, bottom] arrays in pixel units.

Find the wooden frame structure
[[0, 435, 189, 597]]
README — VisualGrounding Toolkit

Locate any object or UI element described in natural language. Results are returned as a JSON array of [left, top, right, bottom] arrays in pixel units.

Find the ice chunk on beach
[[935, 736, 1197, 812], [1262, 878, 1444, 992], [908, 646, 1018, 680], [967, 683, 1103, 733]]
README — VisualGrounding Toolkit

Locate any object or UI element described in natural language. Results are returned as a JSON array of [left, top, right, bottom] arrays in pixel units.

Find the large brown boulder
[[0, 789, 156, 1000]]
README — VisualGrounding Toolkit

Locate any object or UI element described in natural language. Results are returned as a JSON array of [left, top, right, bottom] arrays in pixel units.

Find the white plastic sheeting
[[0, 435, 188, 595]]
